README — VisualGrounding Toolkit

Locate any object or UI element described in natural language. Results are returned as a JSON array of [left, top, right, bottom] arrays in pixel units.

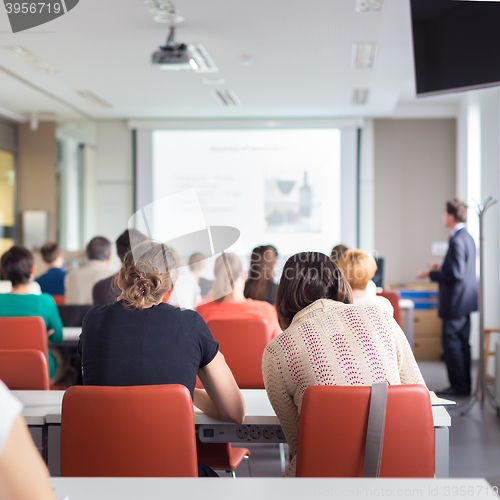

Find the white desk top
[[62, 327, 81, 342], [399, 299, 415, 310], [13, 389, 451, 427], [51, 478, 492, 500]]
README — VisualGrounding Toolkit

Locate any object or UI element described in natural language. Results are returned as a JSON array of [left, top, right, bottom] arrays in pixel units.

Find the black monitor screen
[[411, 0, 500, 96]]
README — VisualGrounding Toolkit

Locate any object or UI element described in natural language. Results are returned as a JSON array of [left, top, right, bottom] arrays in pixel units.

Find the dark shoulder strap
[[363, 381, 388, 477]]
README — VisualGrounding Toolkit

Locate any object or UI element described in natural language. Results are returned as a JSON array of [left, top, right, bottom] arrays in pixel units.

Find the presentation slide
[[148, 128, 341, 269]]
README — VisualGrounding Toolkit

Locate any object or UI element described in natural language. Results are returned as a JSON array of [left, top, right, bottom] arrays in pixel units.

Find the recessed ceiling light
[[202, 78, 227, 85], [356, 0, 370, 12], [77, 91, 112, 108], [5, 46, 58, 74], [353, 42, 378, 69], [356, 0, 384, 11], [352, 89, 369, 105], [142, 0, 184, 23], [212, 89, 240, 107], [371, 0, 384, 11]]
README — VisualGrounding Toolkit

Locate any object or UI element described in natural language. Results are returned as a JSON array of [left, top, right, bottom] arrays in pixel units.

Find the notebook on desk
[[430, 396, 457, 406]]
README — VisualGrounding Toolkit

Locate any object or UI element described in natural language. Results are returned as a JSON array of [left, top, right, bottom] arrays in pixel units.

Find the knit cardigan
[[262, 299, 426, 477]]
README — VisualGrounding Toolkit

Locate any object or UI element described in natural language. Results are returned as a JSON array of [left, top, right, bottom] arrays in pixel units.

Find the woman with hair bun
[[79, 241, 245, 427]]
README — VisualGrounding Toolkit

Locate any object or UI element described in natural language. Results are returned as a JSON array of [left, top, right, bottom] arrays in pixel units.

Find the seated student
[[65, 236, 114, 305], [329, 243, 348, 262], [188, 253, 212, 297], [93, 229, 148, 306], [197, 253, 281, 338], [35, 242, 66, 296], [262, 252, 425, 477], [0, 246, 63, 381], [79, 241, 245, 422], [336, 249, 393, 316], [0, 381, 57, 500], [244, 245, 279, 305]]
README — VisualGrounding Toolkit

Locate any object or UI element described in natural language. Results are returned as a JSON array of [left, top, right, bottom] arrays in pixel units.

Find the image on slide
[[264, 169, 321, 233]]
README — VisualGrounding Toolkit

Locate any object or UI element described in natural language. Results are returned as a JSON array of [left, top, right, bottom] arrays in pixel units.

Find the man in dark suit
[[417, 199, 478, 396]]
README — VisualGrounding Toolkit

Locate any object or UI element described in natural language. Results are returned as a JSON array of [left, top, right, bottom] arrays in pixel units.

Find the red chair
[[51, 295, 66, 305], [61, 385, 198, 477], [0, 350, 50, 390], [377, 290, 401, 325], [0, 317, 48, 364], [196, 439, 250, 478], [207, 319, 271, 389], [296, 384, 434, 477]]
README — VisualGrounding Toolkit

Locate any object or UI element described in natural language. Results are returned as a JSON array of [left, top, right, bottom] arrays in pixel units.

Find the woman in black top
[[79, 241, 245, 426], [244, 245, 279, 305]]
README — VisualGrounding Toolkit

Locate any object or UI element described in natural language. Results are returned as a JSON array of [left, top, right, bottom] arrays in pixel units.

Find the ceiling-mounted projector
[[152, 26, 218, 72]]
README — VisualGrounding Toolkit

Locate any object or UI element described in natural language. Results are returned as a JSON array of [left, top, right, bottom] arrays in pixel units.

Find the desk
[[13, 389, 451, 479], [51, 478, 493, 500], [61, 327, 81, 344], [399, 299, 415, 349]]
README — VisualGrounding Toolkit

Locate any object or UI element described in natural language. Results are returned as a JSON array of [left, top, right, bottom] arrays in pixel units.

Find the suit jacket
[[429, 227, 478, 319], [93, 273, 120, 306]]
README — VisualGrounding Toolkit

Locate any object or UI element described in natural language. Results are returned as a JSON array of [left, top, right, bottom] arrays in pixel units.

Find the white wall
[[373, 118, 456, 283], [90, 121, 134, 269]]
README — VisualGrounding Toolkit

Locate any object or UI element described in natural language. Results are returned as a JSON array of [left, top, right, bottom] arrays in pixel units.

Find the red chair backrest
[[296, 384, 434, 478], [0, 350, 50, 390], [61, 384, 198, 477], [51, 295, 66, 305], [377, 290, 401, 325], [207, 319, 271, 389], [0, 317, 48, 363]]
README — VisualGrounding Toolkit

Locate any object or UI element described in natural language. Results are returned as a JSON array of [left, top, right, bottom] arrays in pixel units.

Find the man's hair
[[0, 246, 34, 286], [116, 229, 148, 262], [40, 242, 60, 264], [86, 236, 112, 261], [446, 199, 467, 223]]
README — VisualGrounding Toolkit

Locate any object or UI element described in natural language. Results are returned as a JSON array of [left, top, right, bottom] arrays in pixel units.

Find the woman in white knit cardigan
[[262, 252, 426, 477]]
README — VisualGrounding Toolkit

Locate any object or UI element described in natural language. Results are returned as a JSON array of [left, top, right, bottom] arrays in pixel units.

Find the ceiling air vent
[[212, 89, 240, 107], [77, 91, 112, 108], [352, 89, 369, 105], [353, 42, 378, 69]]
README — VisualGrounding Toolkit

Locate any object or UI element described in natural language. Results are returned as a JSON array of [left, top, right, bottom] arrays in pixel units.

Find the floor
[[225, 361, 500, 484]]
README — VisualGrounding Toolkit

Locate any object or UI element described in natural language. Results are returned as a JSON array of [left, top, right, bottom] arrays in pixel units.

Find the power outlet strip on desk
[[197, 424, 286, 443]]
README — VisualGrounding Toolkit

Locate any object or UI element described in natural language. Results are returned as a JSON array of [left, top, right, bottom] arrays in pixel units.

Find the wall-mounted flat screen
[[411, 0, 500, 96]]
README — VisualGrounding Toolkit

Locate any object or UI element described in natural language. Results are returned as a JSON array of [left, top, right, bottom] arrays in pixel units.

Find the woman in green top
[[0, 246, 63, 379]]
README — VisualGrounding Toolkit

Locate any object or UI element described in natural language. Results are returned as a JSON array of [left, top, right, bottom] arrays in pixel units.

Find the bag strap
[[363, 381, 389, 478]]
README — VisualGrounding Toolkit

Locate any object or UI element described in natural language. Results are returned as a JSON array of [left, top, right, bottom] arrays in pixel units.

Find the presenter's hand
[[416, 270, 430, 279], [429, 262, 441, 271]]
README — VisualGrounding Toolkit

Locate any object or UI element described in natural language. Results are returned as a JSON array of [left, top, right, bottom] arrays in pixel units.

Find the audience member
[[244, 245, 278, 304], [189, 253, 213, 297], [0, 381, 57, 500], [197, 253, 281, 337], [35, 242, 66, 295], [79, 242, 245, 475], [168, 252, 203, 310], [93, 229, 148, 306], [262, 252, 425, 477], [336, 249, 394, 316], [330, 243, 348, 262], [65, 236, 113, 304], [0, 246, 63, 380]]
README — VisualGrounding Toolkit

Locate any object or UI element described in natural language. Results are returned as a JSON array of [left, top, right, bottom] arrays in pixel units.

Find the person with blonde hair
[[336, 249, 393, 316], [79, 242, 246, 467], [196, 253, 281, 338]]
